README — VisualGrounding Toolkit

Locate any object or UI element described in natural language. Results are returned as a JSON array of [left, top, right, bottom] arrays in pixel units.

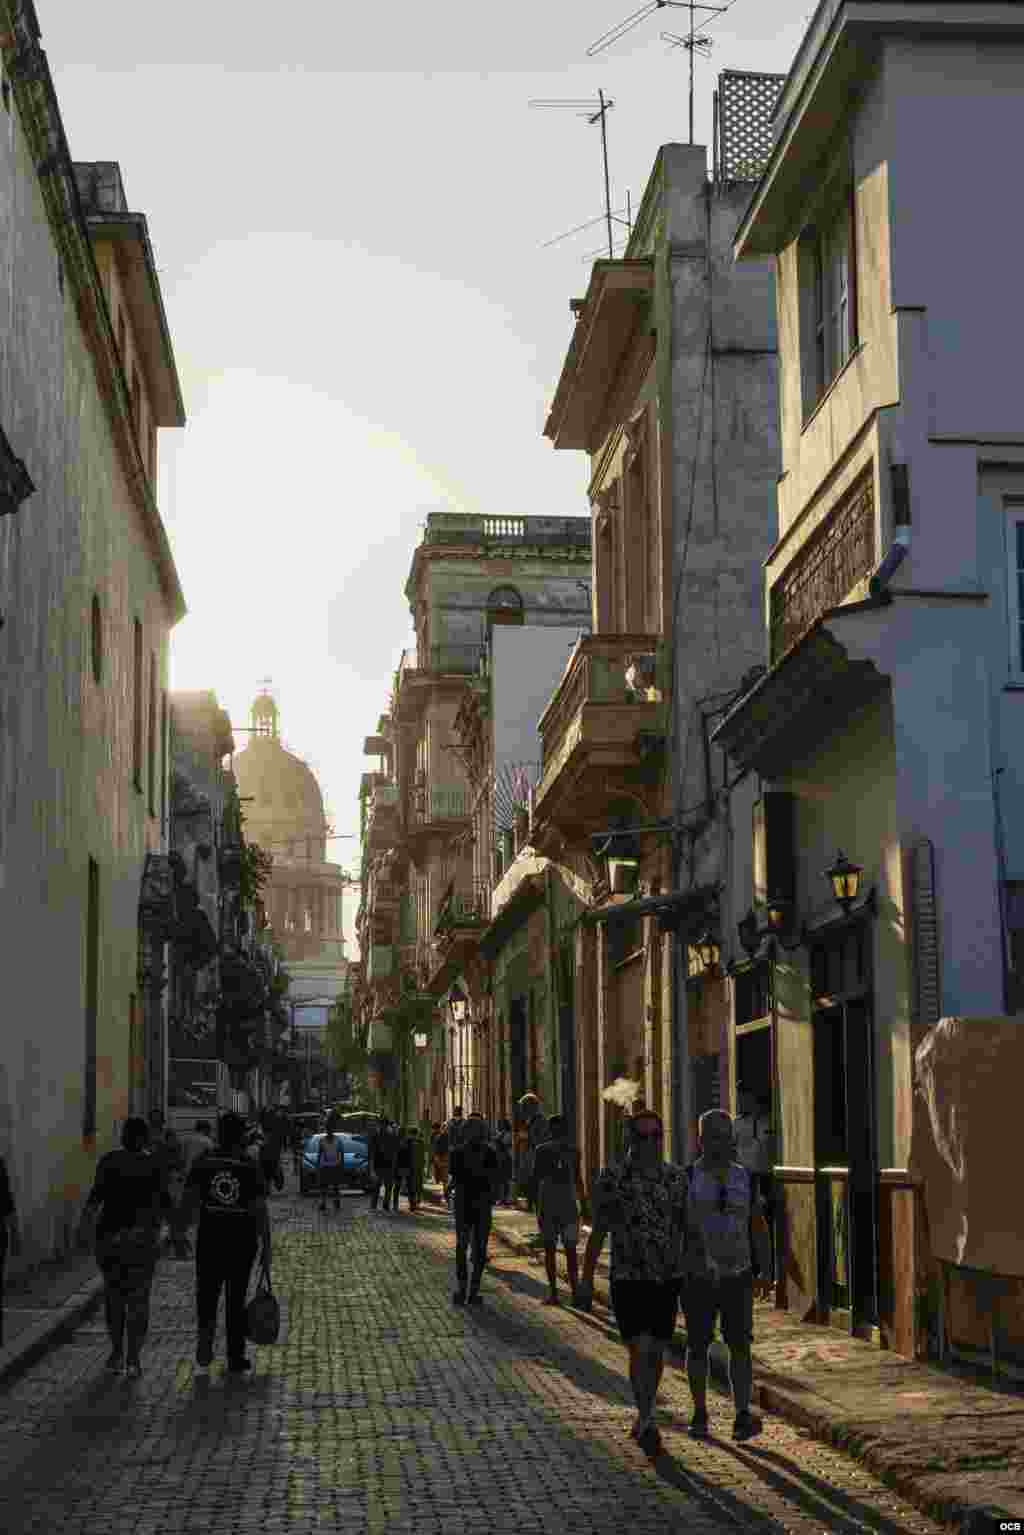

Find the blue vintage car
[[298, 1132, 372, 1196]]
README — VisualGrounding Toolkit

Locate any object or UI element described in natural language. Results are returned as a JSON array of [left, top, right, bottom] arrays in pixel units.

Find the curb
[[456, 1198, 1015, 1535], [0, 1271, 105, 1391]]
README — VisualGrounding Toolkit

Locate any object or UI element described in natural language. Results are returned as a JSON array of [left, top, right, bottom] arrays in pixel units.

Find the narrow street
[[0, 1182, 947, 1535]]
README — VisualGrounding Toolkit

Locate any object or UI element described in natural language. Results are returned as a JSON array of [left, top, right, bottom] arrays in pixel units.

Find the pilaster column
[[575, 921, 600, 1194]]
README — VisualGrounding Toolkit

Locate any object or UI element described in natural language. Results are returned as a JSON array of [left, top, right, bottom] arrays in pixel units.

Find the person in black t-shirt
[[181, 1111, 269, 1374], [82, 1117, 173, 1378], [449, 1113, 499, 1306]]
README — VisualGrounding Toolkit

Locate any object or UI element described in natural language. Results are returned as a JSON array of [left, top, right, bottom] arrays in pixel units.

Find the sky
[[44, 0, 816, 955]]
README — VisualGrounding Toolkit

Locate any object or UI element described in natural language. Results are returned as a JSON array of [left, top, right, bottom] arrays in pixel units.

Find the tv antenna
[[588, 0, 729, 146], [529, 90, 618, 258], [541, 191, 633, 263]]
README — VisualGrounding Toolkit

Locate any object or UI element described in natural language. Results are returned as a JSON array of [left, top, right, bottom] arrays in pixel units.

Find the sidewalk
[[426, 1186, 1024, 1535], [0, 1245, 105, 1390]]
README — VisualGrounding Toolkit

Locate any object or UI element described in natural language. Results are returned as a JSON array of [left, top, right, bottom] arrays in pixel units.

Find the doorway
[[509, 997, 527, 1106], [811, 923, 878, 1336]]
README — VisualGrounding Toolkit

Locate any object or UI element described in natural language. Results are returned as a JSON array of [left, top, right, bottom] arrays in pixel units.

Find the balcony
[[366, 783, 400, 851], [434, 883, 488, 944], [392, 645, 487, 724], [770, 474, 875, 664], [366, 1016, 393, 1052], [405, 781, 471, 863], [366, 945, 395, 984], [532, 634, 666, 842]]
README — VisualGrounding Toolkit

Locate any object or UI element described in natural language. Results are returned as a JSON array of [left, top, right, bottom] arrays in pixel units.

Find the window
[[90, 594, 103, 684], [132, 619, 143, 790], [1005, 502, 1024, 680], [486, 586, 524, 626], [147, 652, 157, 815], [84, 858, 99, 1139], [799, 176, 858, 414]]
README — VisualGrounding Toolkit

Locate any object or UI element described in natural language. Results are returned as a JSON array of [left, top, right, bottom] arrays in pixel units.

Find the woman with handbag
[[80, 1117, 172, 1378]]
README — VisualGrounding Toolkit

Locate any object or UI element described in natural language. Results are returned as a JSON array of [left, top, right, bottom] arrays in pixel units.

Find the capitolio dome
[[233, 690, 327, 861]]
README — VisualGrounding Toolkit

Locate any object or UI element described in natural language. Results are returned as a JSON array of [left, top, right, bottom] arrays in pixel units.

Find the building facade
[[715, 1, 1024, 1363], [232, 688, 349, 1105], [354, 514, 591, 1128], [0, 7, 186, 1269], [532, 140, 780, 1194]]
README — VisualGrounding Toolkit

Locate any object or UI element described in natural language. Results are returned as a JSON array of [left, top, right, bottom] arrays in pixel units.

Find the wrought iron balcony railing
[[434, 882, 489, 939], [769, 474, 876, 664]]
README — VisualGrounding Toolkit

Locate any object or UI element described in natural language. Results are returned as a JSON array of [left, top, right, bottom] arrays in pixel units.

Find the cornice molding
[[0, 9, 185, 623]]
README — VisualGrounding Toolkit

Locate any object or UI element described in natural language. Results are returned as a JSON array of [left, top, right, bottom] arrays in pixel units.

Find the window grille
[[716, 69, 786, 183]]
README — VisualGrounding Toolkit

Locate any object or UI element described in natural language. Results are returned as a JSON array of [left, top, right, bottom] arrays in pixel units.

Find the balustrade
[[769, 475, 876, 663]]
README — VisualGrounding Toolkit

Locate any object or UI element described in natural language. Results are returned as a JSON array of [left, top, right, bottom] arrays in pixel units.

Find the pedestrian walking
[[259, 1110, 285, 1194], [517, 1093, 547, 1215], [443, 1105, 466, 1204], [407, 1127, 426, 1210], [183, 1120, 215, 1174], [449, 1112, 500, 1307], [576, 1109, 688, 1456], [79, 1117, 172, 1378], [180, 1111, 269, 1375], [533, 1115, 586, 1306], [373, 1118, 401, 1211], [495, 1118, 514, 1205], [735, 1089, 776, 1281], [0, 1150, 20, 1347], [681, 1108, 773, 1442], [316, 1122, 344, 1212], [431, 1121, 449, 1189], [393, 1127, 412, 1211]]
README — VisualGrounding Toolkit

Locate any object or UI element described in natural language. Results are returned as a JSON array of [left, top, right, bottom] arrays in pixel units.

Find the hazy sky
[[45, 0, 814, 954]]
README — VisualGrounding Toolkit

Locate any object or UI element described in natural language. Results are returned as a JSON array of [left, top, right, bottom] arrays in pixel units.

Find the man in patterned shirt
[[576, 1109, 688, 1455]]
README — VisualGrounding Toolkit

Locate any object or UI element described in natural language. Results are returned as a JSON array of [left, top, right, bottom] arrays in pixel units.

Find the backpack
[[684, 1163, 762, 1279]]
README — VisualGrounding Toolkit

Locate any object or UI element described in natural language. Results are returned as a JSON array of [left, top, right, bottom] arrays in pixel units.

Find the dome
[[233, 690, 326, 859]]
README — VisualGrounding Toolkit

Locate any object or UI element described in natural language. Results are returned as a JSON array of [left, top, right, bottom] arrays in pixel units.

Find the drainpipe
[[869, 463, 912, 596]]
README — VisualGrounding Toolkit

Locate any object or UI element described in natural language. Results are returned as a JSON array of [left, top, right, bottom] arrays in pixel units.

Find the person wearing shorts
[[532, 1114, 585, 1306], [316, 1124, 343, 1212], [576, 1110, 688, 1456]]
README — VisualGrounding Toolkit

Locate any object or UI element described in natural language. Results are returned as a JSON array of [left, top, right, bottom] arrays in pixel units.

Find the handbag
[[244, 1248, 280, 1344]]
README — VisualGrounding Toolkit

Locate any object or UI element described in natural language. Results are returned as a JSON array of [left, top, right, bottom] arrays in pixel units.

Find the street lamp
[[413, 1032, 428, 1050], [448, 985, 468, 1024], [825, 850, 863, 913], [694, 929, 721, 973]]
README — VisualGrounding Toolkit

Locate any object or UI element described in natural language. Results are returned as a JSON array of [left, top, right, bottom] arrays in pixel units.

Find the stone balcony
[[405, 782, 471, 863], [366, 782, 400, 852], [366, 944, 395, 984], [532, 633, 666, 844]]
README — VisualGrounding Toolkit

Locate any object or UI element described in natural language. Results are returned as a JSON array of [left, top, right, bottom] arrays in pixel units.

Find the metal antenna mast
[[529, 91, 617, 258], [588, 0, 728, 145]]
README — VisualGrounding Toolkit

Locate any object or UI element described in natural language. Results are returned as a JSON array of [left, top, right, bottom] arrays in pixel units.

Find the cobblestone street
[[0, 1183, 957, 1535]]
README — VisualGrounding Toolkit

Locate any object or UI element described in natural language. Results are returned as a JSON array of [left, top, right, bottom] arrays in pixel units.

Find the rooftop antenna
[[529, 90, 617, 258], [588, 0, 729, 146]]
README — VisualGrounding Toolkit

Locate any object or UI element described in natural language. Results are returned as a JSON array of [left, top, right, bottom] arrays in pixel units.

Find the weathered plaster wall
[[0, 87, 176, 1259], [774, 689, 903, 1169], [885, 37, 1024, 440]]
